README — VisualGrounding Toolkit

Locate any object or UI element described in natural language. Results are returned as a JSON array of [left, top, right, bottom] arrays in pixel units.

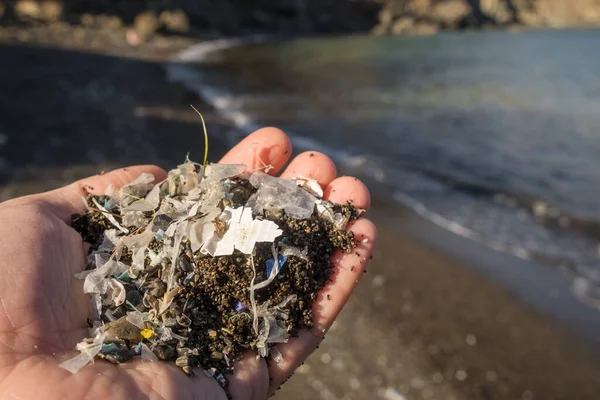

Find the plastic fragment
[[190, 208, 220, 253], [122, 228, 154, 270], [126, 311, 148, 329], [119, 173, 155, 207], [270, 346, 284, 363], [90, 294, 103, 325], [167, 221, 189, 290], [101, 343, 119, 354], [91, 198, 129, 234], [58, 331, 107, 373], [295, 177, 324, 198], [250, 243, 283, 291], [254, 295, 297, 357], [144, 184, 162, 209], [249, 256, 259, 336], [104, 309, 118, 322], [266, 256, 288, 278], [280, 243, 308, 260], [209, 207, 282, 257], [141, 342, 158, 362], [83, 259, 128, 294], [141, 328, 155, 339], [159, 287, 180, 315], [248, 171, 317, 219], [105, 279, 127, 306], [167, 162, 201, 195], [235, 301, 247, 312], [122, 211, 149, 226], [316, 200, 350, 230], [92, 229, 122, 261]]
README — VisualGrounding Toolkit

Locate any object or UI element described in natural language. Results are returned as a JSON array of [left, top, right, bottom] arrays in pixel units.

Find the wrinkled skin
[[0, 128, 377, 400]]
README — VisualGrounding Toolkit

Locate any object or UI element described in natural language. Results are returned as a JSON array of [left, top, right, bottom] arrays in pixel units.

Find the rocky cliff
[[374, 0, 600, 35], [2, 0, 600, 38]]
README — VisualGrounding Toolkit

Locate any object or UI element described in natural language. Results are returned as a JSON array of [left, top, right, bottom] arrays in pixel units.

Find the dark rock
[[159, 9, 189, 33], [104, 316, 142, 342]]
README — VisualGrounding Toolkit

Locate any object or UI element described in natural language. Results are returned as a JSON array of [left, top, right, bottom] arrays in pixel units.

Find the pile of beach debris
[[59, 159, 360, 390]]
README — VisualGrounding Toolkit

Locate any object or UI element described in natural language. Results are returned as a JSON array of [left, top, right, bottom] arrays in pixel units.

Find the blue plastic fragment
[[266, 256, 288, 278], [281, 237, 288, 244], [132, 342, 142, 356], [235, 301, 247, 312], [154, 232, 166, 240], [114, 271, 130, 282], [101, 343, 119, 354]]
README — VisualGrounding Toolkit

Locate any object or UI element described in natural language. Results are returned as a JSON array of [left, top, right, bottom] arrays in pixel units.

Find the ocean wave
[[165, 38, 600, 309]]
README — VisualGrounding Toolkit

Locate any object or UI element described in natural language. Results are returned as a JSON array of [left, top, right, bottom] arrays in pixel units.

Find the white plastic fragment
[[280, 243, 308, 260], [316, 200, 350, 230], [92, 229, 122, 261], [58, 331, 107, 373], [209, 207, 282, 257], [189, 208, 220, 252], [104, 309, 118, 322], [147, 249, 166, 267], [248, 171, 317, 219], [105, 279, 127, 307], [126, 311, 148, 329], [144, 184, 162, 209], [122, 228, 154, 270], [91, 198, 129, 234], [205, 164, 246, 182], [254, 295, 297, 357], [295, 177, 324, 198], [122, 211, 149, 227], [167, 162, 201, 195], [119, 173, 155, 207], [159, 287, 181, 315], [250, 243, 283, 291], [83, 259, 128, 294], [90, 294, 103, 324], [167, 221, 189, 290], [141, 343, 158, 362], [270, 346, 284, 363]]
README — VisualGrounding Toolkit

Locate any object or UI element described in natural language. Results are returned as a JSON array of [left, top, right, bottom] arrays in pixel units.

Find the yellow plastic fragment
[[141, 329, 155, 339]]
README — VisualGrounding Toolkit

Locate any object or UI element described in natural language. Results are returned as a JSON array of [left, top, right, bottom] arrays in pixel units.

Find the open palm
[[0, 128, 376, 400]]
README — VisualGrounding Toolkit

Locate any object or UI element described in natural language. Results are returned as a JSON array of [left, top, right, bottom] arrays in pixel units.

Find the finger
[[324, 176, 371, 209], [279, 151, 337, 188], [31, 165, 167, 222], [219, 127, 292, 175], [266, 218, 377, 394], [227, 353, 270, 400]]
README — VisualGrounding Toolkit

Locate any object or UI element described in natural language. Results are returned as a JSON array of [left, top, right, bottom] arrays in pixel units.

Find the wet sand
[[1, 25, 600, 400]]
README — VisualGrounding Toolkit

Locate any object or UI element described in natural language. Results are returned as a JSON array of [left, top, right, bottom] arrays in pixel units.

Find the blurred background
[[2, 1, 600, 399]]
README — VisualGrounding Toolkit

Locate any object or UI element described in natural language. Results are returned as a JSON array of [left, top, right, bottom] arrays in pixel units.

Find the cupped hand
[[0, 128, 377, 400]]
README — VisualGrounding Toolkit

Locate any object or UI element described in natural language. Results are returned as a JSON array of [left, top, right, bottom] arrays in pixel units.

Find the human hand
[[0, 128, 377, 400]]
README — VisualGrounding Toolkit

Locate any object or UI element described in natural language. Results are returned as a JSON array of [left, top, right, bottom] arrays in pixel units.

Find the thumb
[[23, 165, 167, 222]]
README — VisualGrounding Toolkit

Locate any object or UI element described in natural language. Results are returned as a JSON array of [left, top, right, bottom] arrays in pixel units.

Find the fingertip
[[324, 176, 371, 209], [219, 127, 292, 175], [280, 151, 337, 187]]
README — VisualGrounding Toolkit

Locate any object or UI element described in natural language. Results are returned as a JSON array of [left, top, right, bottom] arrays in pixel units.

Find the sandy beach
[[1, 24, 600, 400]]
